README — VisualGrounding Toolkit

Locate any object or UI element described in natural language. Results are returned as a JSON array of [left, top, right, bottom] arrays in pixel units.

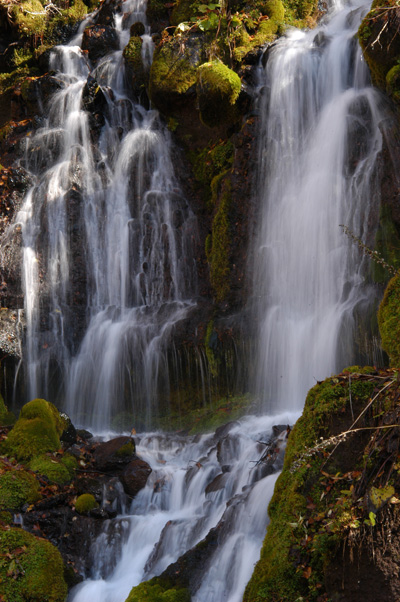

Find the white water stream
[[253, 0, 387, 412], [6, 0, 390, 598]]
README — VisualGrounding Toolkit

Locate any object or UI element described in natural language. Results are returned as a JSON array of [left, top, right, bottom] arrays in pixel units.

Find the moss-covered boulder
[[125, 577, 191, 602], [378, 271, 400, 366], [149, 34, 206, 116], [0, 467, 41, 511], [3, 399, 63, 462], [75, 493, 99, 514], [358, 1, 400, 92], [0, 527, 68, 602], [196, 61, 241, 128]]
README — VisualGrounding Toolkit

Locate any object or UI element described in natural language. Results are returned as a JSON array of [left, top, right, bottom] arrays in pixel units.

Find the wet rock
[[130, 21, 145, 36], [216, 433, 241, 465], [60, 412, 77, 445], [81, 25, 120, 63], [95, 0, 122, 27], [81, 76, 110, 134], [93, 436, 136, 471], [214, 421, 239, 439], [205, 472, 229, 495], [76, 429, 93, 440], [21, 74, 66, 116], [120, 457, 152, 497]]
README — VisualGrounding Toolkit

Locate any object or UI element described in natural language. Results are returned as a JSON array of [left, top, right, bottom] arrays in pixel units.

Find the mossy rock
[[378, 272, 400, 366], [10, 0, 47, 38], [149, 34, 206, 116], [29, 455, 73, 485], [0, 468, 41, 511], [75, 493, 99, 514], [125, 577, 191, 602], [244, 373, 375, 602], [3, 399, 63, 462], [0, 394, 16, 427], [20, 398, 66, 436], [386, 64, 400, 103], [372, 204, 400, 283], [196, 61, 241, 128], [358, 2, 400, 89], [123, 36, 148, 95], [0, 527, 68, 602]]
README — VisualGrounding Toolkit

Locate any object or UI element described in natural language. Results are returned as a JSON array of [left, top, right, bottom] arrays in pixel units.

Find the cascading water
[[253, 0, 388, 413], [69, 414, 294, 602], [16, 0, 197, 429]]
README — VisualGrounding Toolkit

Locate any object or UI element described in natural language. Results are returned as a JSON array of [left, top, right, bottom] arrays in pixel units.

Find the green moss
[[358, 0, 400, 90], [244, 371, 382, 602], [0, 468, 41, 511], [196, 61, 241, 128], [4, 411, 60, 462], [0, 394, 16, 427], [170, 0, 202, 25], [149, 38, 202, 115], [123, 36, 144, 74], [75, 493, 99, 514], [125, 576, 190, 602], [205, 320, 218, 378], [209, 178, 231, 302], [11, 0, 47, 38], [60, 453, 78, 473], [29, 456, 72, 485], [372, 205, 400, 282], [20, 398, 65, 435], [0, 527, 67, 602], [115, 440, 135, 457], [189, 139, 234, 206], [378, 272, 400, 366]]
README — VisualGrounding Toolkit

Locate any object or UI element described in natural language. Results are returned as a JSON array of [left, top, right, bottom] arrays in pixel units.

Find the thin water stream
[[9, 0, 391, 598]]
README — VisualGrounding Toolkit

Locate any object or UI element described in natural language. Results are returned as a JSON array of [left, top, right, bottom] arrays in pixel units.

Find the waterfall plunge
[[253, 0, 387, 413]]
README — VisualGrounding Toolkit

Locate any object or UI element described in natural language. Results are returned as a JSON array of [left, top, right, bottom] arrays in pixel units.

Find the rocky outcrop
[[244, 367, 400, 602]]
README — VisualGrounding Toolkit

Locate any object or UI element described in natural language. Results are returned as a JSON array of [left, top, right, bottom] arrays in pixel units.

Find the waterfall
[[253, 0, 387, 413], [16, 0, 197, 429], [5, 0, 392, 598]]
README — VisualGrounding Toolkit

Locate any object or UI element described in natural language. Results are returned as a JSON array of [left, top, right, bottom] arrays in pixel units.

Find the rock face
[[244, 367, 400, 602]]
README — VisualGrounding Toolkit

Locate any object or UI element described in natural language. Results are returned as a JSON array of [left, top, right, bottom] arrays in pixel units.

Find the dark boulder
[[93, 436, 136, 471], [81, 25, 120, 63], [120, 457, 152, 497]]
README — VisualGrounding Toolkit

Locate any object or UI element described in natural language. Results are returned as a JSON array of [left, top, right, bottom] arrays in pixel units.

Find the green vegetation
[[3, 399, 64, 462], [244, 366, 398, 602], [0, 527, 67, 602], [196, 61, 241, 128], [75, 493, 99, 514], [160, 393, 252, 433], [149, 37, 204, 114], [29, 455, 74, 484], [378, 272, 400, 366], [0, 394, 16, 426], [125, 576, 190, 602], [0, 467, 41, 511]]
